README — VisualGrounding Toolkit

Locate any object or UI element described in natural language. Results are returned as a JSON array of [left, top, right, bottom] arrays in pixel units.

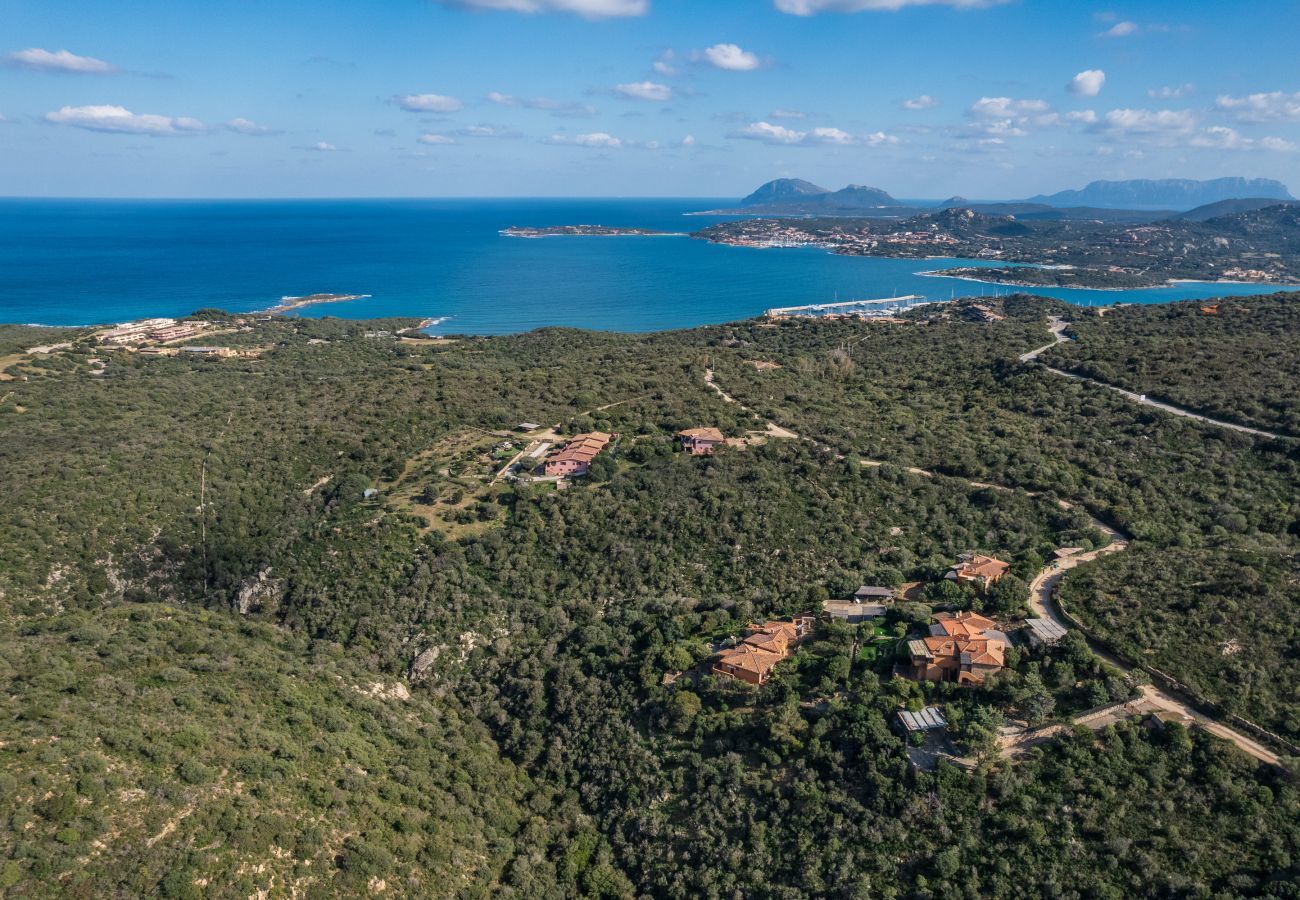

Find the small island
[[500, 225, 681, 238], [922, 266, 1167, 290]]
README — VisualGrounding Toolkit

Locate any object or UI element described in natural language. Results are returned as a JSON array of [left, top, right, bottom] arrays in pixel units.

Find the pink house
[[678, 427, 725, 456]]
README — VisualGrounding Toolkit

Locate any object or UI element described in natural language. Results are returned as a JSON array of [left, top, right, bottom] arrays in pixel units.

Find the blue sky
[[3, 0, 1299, 198]]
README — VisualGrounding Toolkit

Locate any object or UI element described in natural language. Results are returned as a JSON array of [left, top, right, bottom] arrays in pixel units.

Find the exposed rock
[[236, 568, 280, 615]]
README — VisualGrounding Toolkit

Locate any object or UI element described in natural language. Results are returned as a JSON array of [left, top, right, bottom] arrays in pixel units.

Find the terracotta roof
[[679, 427, 724, 442], [950, 554, 1010, 580], [716, 644, 783, 678]]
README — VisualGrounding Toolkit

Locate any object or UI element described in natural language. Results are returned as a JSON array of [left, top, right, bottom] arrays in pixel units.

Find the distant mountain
[[1169, 198, 1299, 222], [739, 178, 829, 206], [1029, 177, 1294, 211], [713, 179, 904, 215]]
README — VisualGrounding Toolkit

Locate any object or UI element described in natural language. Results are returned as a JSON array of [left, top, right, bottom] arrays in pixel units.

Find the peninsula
[[268, 293, 371, 313], [501, 224, 680, 238]]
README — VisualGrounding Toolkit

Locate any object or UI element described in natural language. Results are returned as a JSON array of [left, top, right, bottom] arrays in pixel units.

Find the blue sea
[[1, 198, 1295, 333]]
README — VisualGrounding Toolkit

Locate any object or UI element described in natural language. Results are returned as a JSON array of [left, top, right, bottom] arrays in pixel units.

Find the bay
[[0, 197, 1294, 333]]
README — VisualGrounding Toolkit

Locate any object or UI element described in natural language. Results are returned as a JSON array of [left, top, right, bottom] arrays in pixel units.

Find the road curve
[[1023, 316, 1285, 441]]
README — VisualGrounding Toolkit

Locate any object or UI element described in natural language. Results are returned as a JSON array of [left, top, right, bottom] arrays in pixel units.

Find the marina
[[765, 294, 930, 320]]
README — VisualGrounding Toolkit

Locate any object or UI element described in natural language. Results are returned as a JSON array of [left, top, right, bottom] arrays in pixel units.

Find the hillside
[[1, 301, 1298, 896], [1040, 292, 1300, 434]]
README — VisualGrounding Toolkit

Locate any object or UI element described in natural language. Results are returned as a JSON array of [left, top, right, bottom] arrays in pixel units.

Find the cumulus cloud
[[775, 0, 1007, 14], [652, 50, 678, 76], [1101, 20, 1139, 37], [701, 43, 761, 71], [615, 81, 672, 101], [433, 0, 647, 17], [1149, 84, 1193, 100], [681, 134, 696, 146], [418, 133, 456, 145], [732, 120, 895, 146], [1093, 107, 1197, 143], [45, 104, 205, 135], [225, 118, 280, 136], [458, 124, 522, 138], [902, 94, 938, 110], [5, 47, 118, 74], [549, 131, 625, 147], [488, 91, 596, 117], [304, 141, 340, 151], [1215, 91, 1300, 123], [964, 96, 1054, 138], [395, 93, 464, 113], [1068, 69, 1105, 97], [1190, 126, 1297, 152], [969, 96, 1050, 119], [1260, 136, 1299, 152]]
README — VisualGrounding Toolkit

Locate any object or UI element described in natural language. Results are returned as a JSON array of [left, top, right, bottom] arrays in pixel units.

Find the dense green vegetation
[[1, 296, 1298, 897], [1058, 546, 1300, 742], [1042, 293, 1300, 434]]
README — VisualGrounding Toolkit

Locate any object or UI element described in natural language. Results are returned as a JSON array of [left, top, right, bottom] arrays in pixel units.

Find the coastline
[[265, 293, 372, 314]]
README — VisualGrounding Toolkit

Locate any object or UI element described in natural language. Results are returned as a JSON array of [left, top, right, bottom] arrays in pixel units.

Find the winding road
[[707, 340, 1286, 767], [1022, 316, 1284, 441]]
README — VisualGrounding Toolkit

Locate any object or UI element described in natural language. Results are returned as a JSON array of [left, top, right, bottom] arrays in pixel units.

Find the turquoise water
[[0, 198, 1294, 333]]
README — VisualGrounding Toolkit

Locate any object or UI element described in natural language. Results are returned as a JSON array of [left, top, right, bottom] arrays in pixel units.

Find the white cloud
[[1215, 91, 1300, 123], [1149, 84, 1193, 99], [652, 50, 678, 76], [681, 134, 696, 146], [458, 124, 521, 138], [1190, 125, 1250, 150], [1190, 126, 1297, 153], [1094, 107, 1197, 143], [5, 48, 118, 74], [969, 96, 1049, 119], [701, 43, 761, 71], [964, 96, 1054, 138], [775, 0, 1008, 14], [418, 133, 456, 145], [863, 130, 900, 145], [488, 91, 596, 117], [306, 141, 339, 151], [732, 120, 895, 146], [395, 93, 464, 113], [1065, 110, 1098, 124], [615, 81, 672, 101], [1261, 136, 1298, 152], [809, 126, 854, 144], [1101, 20, 1139, 37], [433, 0, 647, 17], [226, 118, 280, 136], [735, 121, 806, 144], [549, 131, 624, 148], [770, 108, 806, 119], [902, 94, 938, 110], [1068, 69, 1105, 97], [44, 104, 206, 135]]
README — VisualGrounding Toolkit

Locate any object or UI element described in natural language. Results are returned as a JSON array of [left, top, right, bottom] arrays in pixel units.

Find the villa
[[907, 611, 1008, 685], [543, 432, 613, 477], [712, 617, 814, 685], [678, 427, 725, 456], [946, 554, 1011, 590]]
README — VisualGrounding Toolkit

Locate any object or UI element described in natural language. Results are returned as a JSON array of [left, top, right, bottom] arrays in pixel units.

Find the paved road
[[707, 360, 1287, 768], [1023, 316, 1285, 440]]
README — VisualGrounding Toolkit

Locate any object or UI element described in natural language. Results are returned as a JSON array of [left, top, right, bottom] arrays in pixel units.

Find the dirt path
[[1024, 317, 1285, 440], [707, 361, 1287, 767]]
